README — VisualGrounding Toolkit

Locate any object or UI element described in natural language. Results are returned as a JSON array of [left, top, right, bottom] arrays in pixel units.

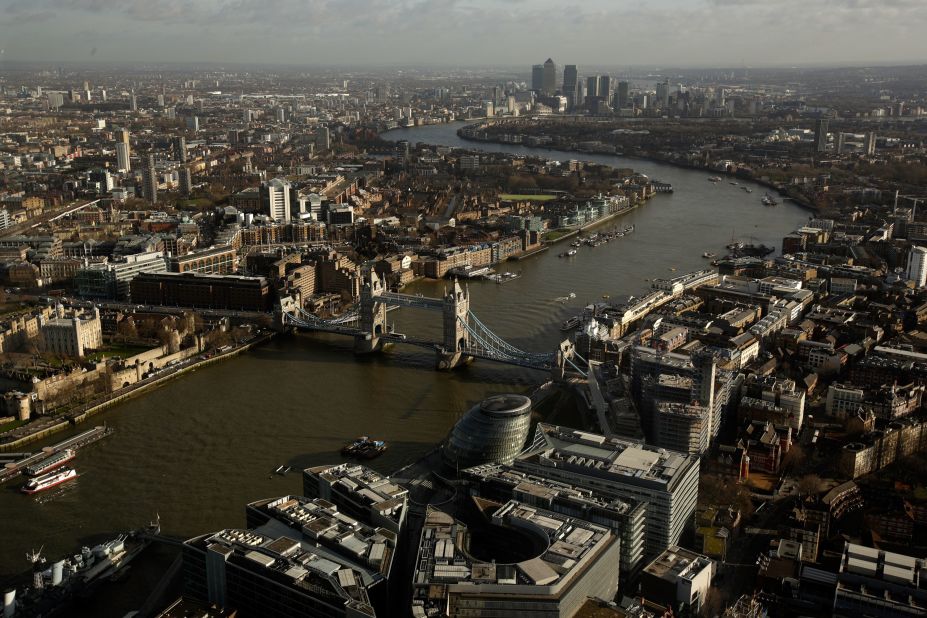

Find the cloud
[[0, 0, 924, 65]]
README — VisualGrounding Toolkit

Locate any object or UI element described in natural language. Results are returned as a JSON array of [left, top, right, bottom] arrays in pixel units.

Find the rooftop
[[518, 424, 698, 491]]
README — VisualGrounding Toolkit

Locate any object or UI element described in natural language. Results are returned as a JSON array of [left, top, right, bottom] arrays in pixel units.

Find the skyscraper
[[815, 118, 829, 153], [907, 246, 927, 287], [142, 154, 157, 204], [129, 92, 137, 112], [562, 65, 579, 109], [617, 81, 630, 109], [262, 178, 292, 222], [115, 142, 131, 173], [542, 58, 556, 95], [586, 75, 600, 99], [599, 75, 612, 105], [656, 81, 670, 108], [531, 64, 544, 92]]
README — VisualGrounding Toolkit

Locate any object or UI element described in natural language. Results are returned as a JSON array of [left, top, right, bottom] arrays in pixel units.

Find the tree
[[797, 473, 824, 497]]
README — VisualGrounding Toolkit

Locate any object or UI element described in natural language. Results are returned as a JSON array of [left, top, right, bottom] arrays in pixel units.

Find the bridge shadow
[[254, 333, 546, 386]]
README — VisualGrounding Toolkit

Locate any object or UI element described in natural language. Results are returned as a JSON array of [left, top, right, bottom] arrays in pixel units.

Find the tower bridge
[[280, 271, 584, 376]]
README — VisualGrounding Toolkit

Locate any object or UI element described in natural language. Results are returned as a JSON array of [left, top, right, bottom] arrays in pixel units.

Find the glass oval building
[[444, 394, 533, 469]]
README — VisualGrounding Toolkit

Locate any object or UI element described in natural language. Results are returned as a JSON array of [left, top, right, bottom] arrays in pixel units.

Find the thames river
[[0, 122, 808, 589]]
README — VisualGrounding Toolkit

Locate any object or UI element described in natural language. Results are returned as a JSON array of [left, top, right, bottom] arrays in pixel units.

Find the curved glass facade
[[444, 394, 532, 469]]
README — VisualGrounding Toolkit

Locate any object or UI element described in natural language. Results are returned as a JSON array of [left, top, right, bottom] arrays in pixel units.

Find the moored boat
[[21, 467, 77, 494], [24, 449, 76, 477]]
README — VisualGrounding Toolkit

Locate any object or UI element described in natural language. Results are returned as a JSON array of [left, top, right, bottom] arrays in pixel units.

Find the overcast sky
[[1, 0, 925, 67]]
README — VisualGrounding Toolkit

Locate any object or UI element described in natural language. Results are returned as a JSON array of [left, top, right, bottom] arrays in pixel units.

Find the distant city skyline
[[1, 0, 925, 67]]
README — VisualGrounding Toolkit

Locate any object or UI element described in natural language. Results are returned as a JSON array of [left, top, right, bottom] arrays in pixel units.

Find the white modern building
[[906, 245, 927, 287], [261, 178, 291, 223], [516, 424, 700, 557]]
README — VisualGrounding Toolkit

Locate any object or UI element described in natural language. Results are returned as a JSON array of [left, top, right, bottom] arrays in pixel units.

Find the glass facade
[[444, 394, 532, 468]]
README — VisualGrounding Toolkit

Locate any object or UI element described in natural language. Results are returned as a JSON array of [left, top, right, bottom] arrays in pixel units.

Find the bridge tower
[[438, 279, 472, 369], [354, 269, 388, 354]]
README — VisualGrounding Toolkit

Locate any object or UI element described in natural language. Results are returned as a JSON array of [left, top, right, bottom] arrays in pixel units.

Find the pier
[[0, 425, 113, 484]]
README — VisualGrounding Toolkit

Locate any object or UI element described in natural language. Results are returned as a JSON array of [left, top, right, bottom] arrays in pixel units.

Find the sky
[[0, 0, 925, 68]]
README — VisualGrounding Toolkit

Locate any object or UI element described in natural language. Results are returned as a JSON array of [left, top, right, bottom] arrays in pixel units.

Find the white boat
[[22, 467, 77, 494], [24, 449, 75, 477]]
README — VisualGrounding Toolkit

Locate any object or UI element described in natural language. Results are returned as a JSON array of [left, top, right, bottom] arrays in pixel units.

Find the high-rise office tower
[[815, 118, 829, 153], [864, 132, 877, 155], [531, 64, 544, 92], [116, 128, 130, 145], [617, 81, 630, 109], [115, 142, 131, 173], [563, 65, 578, 108], [586, 75, 600, 99], [129, 92, 137, 112], [542, 58, 556, 95], [656, 81, 670, 108], [142, 154, 157, 204], [261, 178, 292, 222], [907, 246, 927, 287], [599, 75, 612, 105], [185, 116, 199, 132]]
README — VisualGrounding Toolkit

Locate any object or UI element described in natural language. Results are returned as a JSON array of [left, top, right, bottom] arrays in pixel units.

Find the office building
[[75, 251, 167, 300], [262, 178, 292, 223], [617, 81, 630, 109], [656, 81, 670, 108], [129, 92, 137, 111], [41, 306, 103, 358], [185, 115, 199, 132], [142, 154, 158, 204], [412, 501, 620, 617], [865, 131, 877, 155], [303, 463, 408, 534], [586, 75, 600, 99], [245, 495, 398, 613], [562, 65, 579, 109], [516, 424, 700, 557], [542, 58, 556, 95], [815, 118, 829, 153], [599, 75, 612, 105], [531, 64, 544, 92], [906, 245, 927, 287], [129, 272, 273, 311], [115, 142, 131, 173], [461, 462, 647, 581], [443, 394, 532, 468], [831, 542, 927, 617], [183, 526, 378, 618], [170, 246, 238, 275], [640, 546, 715, 615]]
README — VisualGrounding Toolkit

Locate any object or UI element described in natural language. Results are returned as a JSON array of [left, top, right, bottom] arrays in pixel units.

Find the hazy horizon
[[1, 0, 925, 68]]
